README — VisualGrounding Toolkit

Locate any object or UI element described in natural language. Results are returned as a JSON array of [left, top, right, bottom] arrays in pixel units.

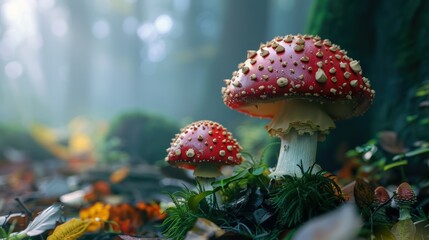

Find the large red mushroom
[[165, 120, 243, 179], [222, 34, 375, 177]]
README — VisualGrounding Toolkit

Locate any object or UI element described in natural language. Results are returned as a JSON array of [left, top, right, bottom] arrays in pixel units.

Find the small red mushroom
[[165, 120, 243, 179], [222, 34, 375, 177], [374, 186, 390, 205], [373, 186, 391, 221], [394, 182, 416, 221], [391, 182, 417, 239]]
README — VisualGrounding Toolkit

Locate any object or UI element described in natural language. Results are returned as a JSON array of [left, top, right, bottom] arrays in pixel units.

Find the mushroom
[[222, 34, 375, 177], [374, 186, 390, 205], [394, 182, 416, 220], [165, 120, 243, 182], [373, 186, 391, 219], [391, 182, 417, 239]]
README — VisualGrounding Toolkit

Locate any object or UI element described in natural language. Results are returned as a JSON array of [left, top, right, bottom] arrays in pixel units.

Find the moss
[[269, 166, 345, 228], [104, 111, 179, 164], [0, 124, 53, 161]]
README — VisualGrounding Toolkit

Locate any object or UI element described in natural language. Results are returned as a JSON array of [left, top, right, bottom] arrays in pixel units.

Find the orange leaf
[[110, 166, 130, 183]]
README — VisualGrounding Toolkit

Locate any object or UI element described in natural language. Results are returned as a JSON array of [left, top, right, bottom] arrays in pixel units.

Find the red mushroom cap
[[374, 186, 390, 205], [394, 182, 416, 206], [165, 120, 243, 177], [222, 34, 375, 120]]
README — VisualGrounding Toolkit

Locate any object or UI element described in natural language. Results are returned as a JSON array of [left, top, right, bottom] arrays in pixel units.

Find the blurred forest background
[[0, 0, 312, 125], [0, 0, 428, 172]]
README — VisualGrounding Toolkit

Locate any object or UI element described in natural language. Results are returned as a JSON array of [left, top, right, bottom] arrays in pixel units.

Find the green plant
[[161, 152, 346, 239], [161, 151, 277, 239], [404, 80, 429, 142], [0, 224, 15, 239], [345, 134, 429, 185], [269, 164, 345, 228], [161, 189, 201, 240], [213, 155, 274, 239]]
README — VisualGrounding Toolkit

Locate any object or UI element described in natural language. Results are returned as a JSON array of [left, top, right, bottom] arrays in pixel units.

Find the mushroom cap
[[165, 120, 243, 171], [222, 34, 375, 121], [394, 182, 416, 206], [374, 186, 390, 205]]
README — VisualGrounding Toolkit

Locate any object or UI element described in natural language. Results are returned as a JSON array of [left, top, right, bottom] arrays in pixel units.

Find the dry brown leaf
[[378, 131, 408, 154]]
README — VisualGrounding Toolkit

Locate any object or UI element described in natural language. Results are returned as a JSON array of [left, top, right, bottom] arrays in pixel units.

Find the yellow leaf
[[47, 218, 91, 240], [30, 124, 69, 160], [69, 133, 93, 154]]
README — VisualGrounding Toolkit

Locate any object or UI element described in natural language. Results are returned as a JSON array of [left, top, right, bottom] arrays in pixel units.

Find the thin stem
[[14, 198, 32, 220], [399, 207, 412, 220]]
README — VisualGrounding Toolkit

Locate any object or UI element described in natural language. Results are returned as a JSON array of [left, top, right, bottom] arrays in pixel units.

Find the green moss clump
[[161, 189, 201, 240], [269, 166, 345, 229], [104, 111, 179, 164], [0, 124, 53, 161]]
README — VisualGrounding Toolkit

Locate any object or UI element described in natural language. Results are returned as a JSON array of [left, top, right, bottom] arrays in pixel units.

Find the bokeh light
[[4, 61, 24, 79], [154, 14, 173, 34], [92, 20, 111, 39]]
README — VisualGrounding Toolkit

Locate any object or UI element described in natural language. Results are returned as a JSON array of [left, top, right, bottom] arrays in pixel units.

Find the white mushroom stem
[[196, 177, 215, 191], [194, 176, 224, 208], [266, 99, 335, 178], [271, 129, 320, 177]]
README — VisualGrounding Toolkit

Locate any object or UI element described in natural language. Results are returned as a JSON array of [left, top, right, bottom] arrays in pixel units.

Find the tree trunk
[[196, 0, 269, 129], [306, 0, 429, 166], [64, 1, 92, 120]]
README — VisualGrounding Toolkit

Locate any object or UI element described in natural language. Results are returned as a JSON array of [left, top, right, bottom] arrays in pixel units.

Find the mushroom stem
[[196, 177, 215, 191], [398, 207, 412, 220], [266, 100, 334, 177], [194, 164, 222, 179], [270, 129, 320, 178], [195, 177, 224, 209]]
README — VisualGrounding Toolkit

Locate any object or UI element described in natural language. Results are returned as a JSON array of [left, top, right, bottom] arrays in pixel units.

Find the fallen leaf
[[292, 204, 362, 240], [110, 166, 130, 183], [391, 219, 416, 240], [378, 131, 408, 154], [185, 218, 225, 240], [354, 178, 374, 210]]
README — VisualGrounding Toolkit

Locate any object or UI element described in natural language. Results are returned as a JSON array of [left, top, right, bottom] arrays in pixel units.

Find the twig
[[14, 198, 32, 220]]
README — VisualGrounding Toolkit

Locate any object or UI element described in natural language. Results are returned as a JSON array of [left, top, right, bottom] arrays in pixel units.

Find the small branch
[[14, 198, 32, 220]]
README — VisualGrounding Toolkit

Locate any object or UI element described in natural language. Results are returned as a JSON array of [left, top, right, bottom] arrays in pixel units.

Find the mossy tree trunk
[[307, 0, 429, 149]]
